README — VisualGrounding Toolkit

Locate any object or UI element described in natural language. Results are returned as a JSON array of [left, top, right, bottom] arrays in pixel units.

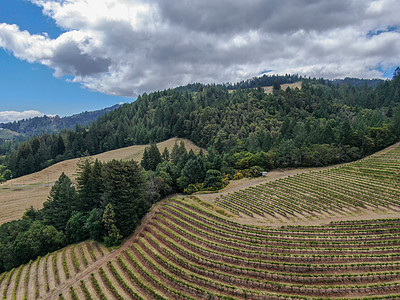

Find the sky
[[0, 0, 400, 123]]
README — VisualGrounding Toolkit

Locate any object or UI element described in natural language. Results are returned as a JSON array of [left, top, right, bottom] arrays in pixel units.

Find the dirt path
[[44, 200, 164, 299]]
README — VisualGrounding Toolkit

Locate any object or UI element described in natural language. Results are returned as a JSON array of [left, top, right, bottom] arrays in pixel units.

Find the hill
[[2, 142, 400, 299], [5, 73, 400, 181], [0, 128, 20, 142], [0, 138, 202, 225], [0, 104, 120, 140]]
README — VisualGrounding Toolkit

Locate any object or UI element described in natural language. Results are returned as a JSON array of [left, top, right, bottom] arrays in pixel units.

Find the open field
[[228, 81, 302, 94], [263, 81, 302, 94], [1, 142, 400, 299], [0, 138, 202, 224]]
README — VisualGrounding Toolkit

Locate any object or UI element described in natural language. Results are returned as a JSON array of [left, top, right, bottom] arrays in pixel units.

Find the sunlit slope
[[0, 138, 202, 224]]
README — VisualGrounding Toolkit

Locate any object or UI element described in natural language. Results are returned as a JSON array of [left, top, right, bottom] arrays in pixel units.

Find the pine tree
[[102, 203, 121, 246], [141, 143, 162, 171], [42, 173, 78, 231], [101, 160, 147, 237], [162, 147, 170, 161], [141, 147, 150, 170]]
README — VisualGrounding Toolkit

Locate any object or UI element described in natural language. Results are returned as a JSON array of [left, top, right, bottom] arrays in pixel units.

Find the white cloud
[[0, 110, 49, 123], [1, 0, 400, 97]]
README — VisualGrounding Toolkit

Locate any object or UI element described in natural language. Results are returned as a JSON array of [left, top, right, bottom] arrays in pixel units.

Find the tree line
[[0, 139, 228, 273], [3, 70, 400, 179]]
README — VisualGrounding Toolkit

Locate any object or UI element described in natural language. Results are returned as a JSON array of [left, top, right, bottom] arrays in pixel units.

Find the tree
[[204, 169, 223, 189], [75, 157, 103, 211], [65, 212, 89, 243], [102, 203, 121, 246], [162, 147, 170, 161], [85, 208, 104, 241], [141, 143, 162, 171], [101, 160, 147, 236], [42, 173, 78, 231], [393, 66, 400, 80], [179, 156, 206, 188], [273, 80, 281, 92]]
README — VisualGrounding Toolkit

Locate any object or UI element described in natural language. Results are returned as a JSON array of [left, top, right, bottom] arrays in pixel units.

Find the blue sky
[[0, 0, 127, 119], [0, 0, 399, 122]]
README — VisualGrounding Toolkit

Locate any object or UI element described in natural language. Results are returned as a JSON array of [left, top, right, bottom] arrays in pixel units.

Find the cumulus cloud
[[1, 0, 400, 97], [0, 110, 49, 123]]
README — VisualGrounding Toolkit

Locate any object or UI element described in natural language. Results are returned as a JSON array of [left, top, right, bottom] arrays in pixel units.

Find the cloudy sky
[[1, 0, 400, 122]]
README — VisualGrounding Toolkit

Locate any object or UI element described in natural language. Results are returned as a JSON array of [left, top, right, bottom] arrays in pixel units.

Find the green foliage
[[0, 219, 65, 273], [141, 143, 162, 171], [42, 172, 78, 231], [101, 160, 148, 237], [102, 203, 122, 247], [204, 169, 223, 189], [85, 208, 104, 241], [76, 157, 103, 210], [5, 73, 400, 179], [65, 212, 89, 243]]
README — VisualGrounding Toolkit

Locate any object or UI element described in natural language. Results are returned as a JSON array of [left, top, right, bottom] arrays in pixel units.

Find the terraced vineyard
[[0, 240, 109, 300], [216, 144, 400, 222], [1, 143, 400, 299]]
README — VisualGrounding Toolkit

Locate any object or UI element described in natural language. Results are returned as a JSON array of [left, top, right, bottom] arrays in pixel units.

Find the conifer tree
[[101, 160, 147, 236], [42, 172, 78, 231]]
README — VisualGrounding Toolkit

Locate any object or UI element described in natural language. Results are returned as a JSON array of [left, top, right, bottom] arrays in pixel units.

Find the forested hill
[[3, 72, 400, 179], [0, 104, 120, 138]]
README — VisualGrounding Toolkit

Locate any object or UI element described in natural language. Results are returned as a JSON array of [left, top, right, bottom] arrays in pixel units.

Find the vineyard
[[0, 240, 109, 300], [216, 144, 400, 223], [1, 144, 400, 299]]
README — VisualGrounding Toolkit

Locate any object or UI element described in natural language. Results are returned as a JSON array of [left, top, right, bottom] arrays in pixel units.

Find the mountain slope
[[0, 138, 202, 224], [2, 142, 400, 299], [7, 73, 400, 180], [0, 104, 120, 138]]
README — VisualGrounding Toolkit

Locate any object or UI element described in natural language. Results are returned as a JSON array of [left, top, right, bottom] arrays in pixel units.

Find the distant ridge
[[0, 104, 121, 138]]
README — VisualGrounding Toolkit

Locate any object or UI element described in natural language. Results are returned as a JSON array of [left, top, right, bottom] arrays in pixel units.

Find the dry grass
[[262, 81, 302, 94], [0, 138, 202, 224]]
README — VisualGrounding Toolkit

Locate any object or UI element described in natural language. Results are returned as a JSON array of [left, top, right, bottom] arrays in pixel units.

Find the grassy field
[[1, 141, 400, 299], [0, 138, 202, 224], [262, 81, 302, 94], [228, 81, 302, 94]]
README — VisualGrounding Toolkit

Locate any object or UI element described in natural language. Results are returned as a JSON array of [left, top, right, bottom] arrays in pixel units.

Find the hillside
[[0, 138, 202, 224], [5, 73, 400, 180], [0, 128, 20, 142], [0, 104, 120, 140], [2, 142, 400, 299]]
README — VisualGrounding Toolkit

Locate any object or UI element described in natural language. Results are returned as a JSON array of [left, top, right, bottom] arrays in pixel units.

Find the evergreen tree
[[101, 160, 147, 236], [141, 143, 162, 171], [42, 173, 78, 231], [162, 147, 170, 161], [102, 203, 122, 246], [76, 157, 103, 210]]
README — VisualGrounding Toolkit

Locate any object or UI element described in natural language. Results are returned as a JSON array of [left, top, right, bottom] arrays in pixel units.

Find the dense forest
[[2, 72, 400, 182], [1, 71, 400, 272]]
